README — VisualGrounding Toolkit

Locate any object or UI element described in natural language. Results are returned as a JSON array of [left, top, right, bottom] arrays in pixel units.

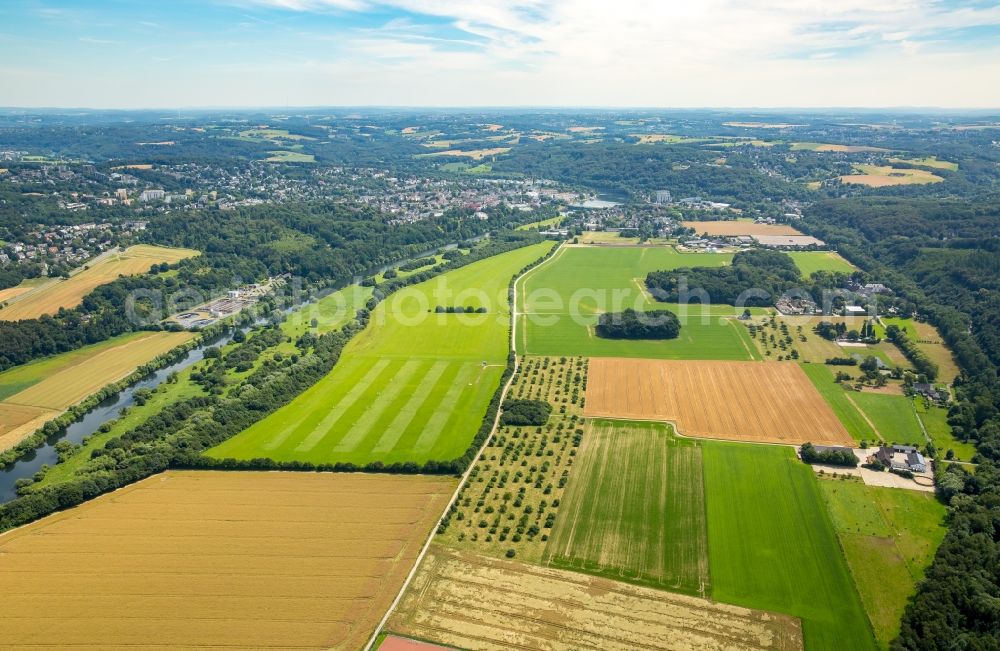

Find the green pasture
[[915, 399, 976, 461], [850, 392, 924, 446], [703, 441, 876, 650], [818, 478, 946, 648], [516, 246, 761, 358], [209, 242, 554, 465], [800, 363, 877, 443], [789, 251, 857, 276]]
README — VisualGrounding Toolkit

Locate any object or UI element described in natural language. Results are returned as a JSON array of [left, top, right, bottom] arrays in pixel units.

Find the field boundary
[[362, 240, 563, 651]]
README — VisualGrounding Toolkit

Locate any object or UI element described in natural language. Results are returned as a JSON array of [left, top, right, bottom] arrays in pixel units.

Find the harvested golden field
[[585, 358, 853, 445], [724, 121, 803, 129], [0, 331, 193, 451], [839, 165, 943, 187], [791, 142, 889, 153], [0, 403, 57, 451], [682, 220, 803, 236], [0, 244, 198, 320], [3, 331, 193, 411], [387, 545, 802, 651], [0, 284, 35, 303], [0, 471, 455, 650]]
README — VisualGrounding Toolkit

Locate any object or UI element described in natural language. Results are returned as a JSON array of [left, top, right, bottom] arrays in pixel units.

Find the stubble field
[[681, 221, 803, 236], [386, 544, 803, 651], [0, 244, 198, 321], [585, 358, 853, 445], [542, 419, 710, 596], [209, 242, 554, 466], [0, 471, 454, 650]]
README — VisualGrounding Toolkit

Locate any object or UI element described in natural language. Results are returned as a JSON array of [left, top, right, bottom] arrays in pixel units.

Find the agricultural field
[[879, 317, 960, 383], [744, 314, 843, 363], [281, 284, 375, 338], [915, 398, 976, 461], [800, 363, 879, 443], [787, 251, 856, 276], [703, 442, 876, 650], [516, 215, 563, 230], [386, 545, 803, 651], [839, 165, 943, 187], [818, 477, 947, 648], [790, 142, 889, 153], [888, 156, 958, 171], [849, 392, 924, 446], [265, 150, 316, 163], [517, 245, 760, 359], [0, 331, 194, 451], [418, 147, 510, 160], [437, 356, 586, 562], [0, 471, 454, 650], [577, 230, 674, 245], [208, 242, 554, 466], [543, 419, 710, 596], [0, 244, 198, 321], [585, 358, 853, 445], [681, 220, 803, 236]]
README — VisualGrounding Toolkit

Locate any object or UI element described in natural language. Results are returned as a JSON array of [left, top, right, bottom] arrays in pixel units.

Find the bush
[[800, 442, 858, 467], [500, 399, 552, 426]]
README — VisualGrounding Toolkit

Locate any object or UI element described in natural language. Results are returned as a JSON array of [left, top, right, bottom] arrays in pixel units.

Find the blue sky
[[1, 0, 999, 107]]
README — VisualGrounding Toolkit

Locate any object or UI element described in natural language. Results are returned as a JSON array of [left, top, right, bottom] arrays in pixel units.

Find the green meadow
[[516, 245, 762, 359], [543, 420, 709, 596], [703, 441, 876, 650], [819, 478, 946, 648], [789, 251, 857, 276], [800, 363, 878, 443], [850, 392, 924, 446], [915, 399, 977, 461], [208, 242, 554, 466]]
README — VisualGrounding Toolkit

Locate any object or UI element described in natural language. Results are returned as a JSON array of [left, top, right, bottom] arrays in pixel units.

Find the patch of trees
[[595, 308, 680, 340], [434, 305, 487, 313], [799, 443, 859, 467], [398, 256, 437, 272], [500, 399, 552, 426], [825, 357, 858, 366], [645, 250, 813, 306], [885, 323, 938, 381]]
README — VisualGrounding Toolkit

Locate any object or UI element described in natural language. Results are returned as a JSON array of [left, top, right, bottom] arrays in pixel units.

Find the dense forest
[[801, 197, 1000, 649]]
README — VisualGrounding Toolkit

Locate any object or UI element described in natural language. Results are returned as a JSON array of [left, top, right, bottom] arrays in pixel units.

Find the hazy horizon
[[2, 0, 999, 109]]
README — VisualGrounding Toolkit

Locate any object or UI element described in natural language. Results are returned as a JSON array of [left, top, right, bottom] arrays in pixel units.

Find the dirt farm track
[[585, 358, 853, 445], [0, 471, 454, 650]]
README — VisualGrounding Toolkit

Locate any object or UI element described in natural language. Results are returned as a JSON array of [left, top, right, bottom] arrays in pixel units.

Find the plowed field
[[585, 358, 852, 445]]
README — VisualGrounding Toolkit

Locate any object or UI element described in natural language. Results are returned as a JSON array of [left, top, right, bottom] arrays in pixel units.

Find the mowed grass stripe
[[332, 360, 423, 453], [293, 359, 393, 452], [412, 363, 478, 453], [257, 357, 376, 451], [372, 361, 450, 453]]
